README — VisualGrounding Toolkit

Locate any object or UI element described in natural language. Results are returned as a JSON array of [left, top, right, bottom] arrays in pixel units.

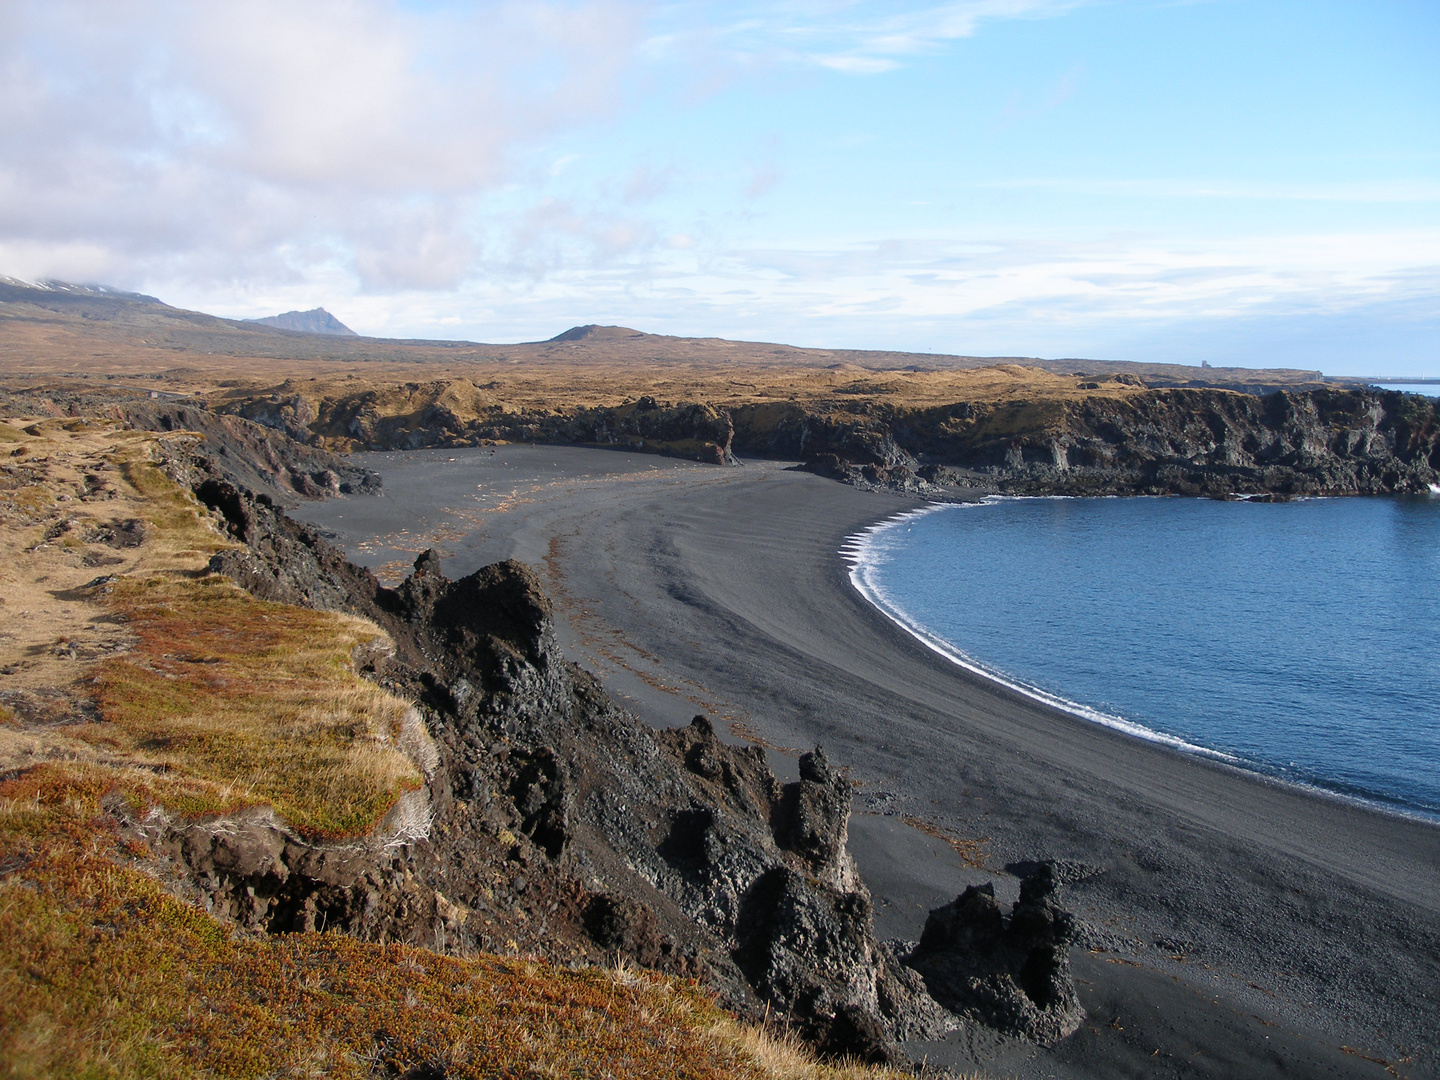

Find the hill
[[247, 306, 358, 336], [0, 277, 1336, 395], [2, 278, 1434, 499]]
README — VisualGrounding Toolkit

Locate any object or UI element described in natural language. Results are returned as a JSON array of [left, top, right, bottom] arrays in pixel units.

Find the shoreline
[[845, 499, 1440, 830], [843, 502, 1251, 762], [295, 444, 1440, 1079]]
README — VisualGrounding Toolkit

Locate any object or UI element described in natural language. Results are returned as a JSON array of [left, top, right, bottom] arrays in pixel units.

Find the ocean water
[[846, 494, 1440, 820], [1374, 383, 1440, 397]]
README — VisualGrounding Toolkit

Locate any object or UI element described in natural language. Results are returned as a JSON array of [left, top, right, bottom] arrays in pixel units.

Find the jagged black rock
[[142, 430, 1090, 1066]]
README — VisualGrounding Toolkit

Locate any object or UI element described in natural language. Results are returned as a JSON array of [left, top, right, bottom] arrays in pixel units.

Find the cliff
[[212, 375, 1439, 497], [184, 430, 1090, 1063], [757, 386, 1440, 497], [194, 470, 955, 1062], [219, 380, 738, 465], [8, 413, 1065, 1073]]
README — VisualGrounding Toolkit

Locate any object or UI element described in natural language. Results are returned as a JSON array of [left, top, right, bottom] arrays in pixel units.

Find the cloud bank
[[0, 0, 644, 289], [0, 0, 1434, 373]]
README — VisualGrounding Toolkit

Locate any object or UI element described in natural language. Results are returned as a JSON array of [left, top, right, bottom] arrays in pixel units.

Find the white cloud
[[646, 0, 1088, 76], [176, 222, 1427, 373], [0, 0, 646, 289], [0, 0, 1100, 301], [811, 54, 900, 74], [4, 0, 1429, 376], [712, 231, 1440, 322], [324, 227, 1433, 364]]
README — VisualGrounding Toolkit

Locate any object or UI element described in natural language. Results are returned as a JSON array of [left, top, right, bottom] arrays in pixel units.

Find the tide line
[[841, 504, 1243, 765]]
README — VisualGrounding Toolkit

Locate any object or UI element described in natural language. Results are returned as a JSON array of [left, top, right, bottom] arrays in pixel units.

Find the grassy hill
[[0, 277, 1334, 398]]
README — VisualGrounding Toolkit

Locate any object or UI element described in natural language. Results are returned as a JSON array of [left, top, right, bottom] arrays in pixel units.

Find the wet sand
[[296, 445, 1440, 1079]]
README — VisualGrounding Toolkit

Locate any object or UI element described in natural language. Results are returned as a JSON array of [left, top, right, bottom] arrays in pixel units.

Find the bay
[[846, 494, 1440, 820]]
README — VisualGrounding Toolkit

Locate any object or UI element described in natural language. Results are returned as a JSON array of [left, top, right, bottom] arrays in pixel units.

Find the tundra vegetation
[[0, 418, 918, 1080], [6, 280, 1434, 496]]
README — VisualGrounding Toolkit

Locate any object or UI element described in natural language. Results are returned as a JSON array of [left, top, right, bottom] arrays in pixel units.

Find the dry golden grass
[[85, 574, 423, 837], [715, 1021, 953, 1080], [0, 419, 423, 839], [202, 362, 1147, 428], [0, 418, 212, 730], [0, 416, 941, 1080], [0, 770, 925, 1080]]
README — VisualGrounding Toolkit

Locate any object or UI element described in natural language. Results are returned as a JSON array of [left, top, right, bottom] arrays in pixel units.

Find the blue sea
[[1374, 383, 1440, 397], [846, 494, 1440, 821]]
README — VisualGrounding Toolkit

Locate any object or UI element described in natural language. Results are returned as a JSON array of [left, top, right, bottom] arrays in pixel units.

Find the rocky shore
[[738, 385, 1440, 497], [210, 378, 1440, 498], [138, 429, 1094, 1068]]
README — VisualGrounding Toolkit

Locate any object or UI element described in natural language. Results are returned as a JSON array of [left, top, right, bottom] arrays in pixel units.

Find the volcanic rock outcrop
[[121, 401, 380, 501], [219, 381, 737, 465], [735, 387, 1440, 496], [214, 374, 1439, 495], [179, 454, 965, 1062], [904, 864, 1083, 1045]]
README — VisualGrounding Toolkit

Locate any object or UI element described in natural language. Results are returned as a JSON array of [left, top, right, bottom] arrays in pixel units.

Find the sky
[[1, 0, 1437, 375]]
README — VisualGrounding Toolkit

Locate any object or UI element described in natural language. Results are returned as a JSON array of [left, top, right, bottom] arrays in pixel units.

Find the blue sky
[[1, 0, 1436, 374]]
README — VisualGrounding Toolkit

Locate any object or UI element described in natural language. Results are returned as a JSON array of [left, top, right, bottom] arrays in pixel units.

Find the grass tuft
[[0, 779, 920, 1080], [85, 573, 422, 839]]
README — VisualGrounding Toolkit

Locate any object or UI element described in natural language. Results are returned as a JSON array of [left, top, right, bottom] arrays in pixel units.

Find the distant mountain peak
[[247, 307, 357, 336], [0, 276, 163, 305], [548, 324, 645, 343]]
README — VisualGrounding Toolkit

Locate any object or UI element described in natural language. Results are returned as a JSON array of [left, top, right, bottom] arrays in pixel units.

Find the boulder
[[905, 863, 1083, 1044]]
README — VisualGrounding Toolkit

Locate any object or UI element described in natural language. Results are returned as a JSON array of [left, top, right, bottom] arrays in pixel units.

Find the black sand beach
[[295, 445, 1440, 1079]]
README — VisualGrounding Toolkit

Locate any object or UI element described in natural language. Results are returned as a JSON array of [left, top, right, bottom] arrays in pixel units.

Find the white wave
[[842, 505, 1242, 765], [841, 506, 1440, 825]]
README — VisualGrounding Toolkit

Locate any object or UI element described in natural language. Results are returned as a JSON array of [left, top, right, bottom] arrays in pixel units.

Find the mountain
[[0, 276, 1339, 395], [0, 276, 165, 311], [247, 308, 357, 336]]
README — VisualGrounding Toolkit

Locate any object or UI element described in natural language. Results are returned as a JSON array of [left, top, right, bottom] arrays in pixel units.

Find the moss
[[86, 574, 421, 839]]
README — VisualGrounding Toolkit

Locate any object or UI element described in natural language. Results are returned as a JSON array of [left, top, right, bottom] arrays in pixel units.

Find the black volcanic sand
[[295, 445, 1440, 1080]]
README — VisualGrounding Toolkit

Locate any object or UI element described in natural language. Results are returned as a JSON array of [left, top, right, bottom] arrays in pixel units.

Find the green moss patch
[[85, 574, 421, 839]]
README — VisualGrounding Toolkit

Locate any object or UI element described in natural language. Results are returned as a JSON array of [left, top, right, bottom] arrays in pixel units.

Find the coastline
[[845, 499, 1440, 829], [842, 502, 1248, 764], [295, 444, 1440, 1079]]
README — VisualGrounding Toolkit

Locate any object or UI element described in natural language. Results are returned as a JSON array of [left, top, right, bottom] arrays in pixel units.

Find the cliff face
[[210, 373, 1438, 496], [174, 437, 1097, 1062], [735, 388, 1440, 496], [121, 402, 382, 500], [219, 380, 738, 465], [190, 466, 967, 1063]]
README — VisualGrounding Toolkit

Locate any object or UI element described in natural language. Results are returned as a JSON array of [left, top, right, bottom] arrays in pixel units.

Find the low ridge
[[547, 324, 648, 343]]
